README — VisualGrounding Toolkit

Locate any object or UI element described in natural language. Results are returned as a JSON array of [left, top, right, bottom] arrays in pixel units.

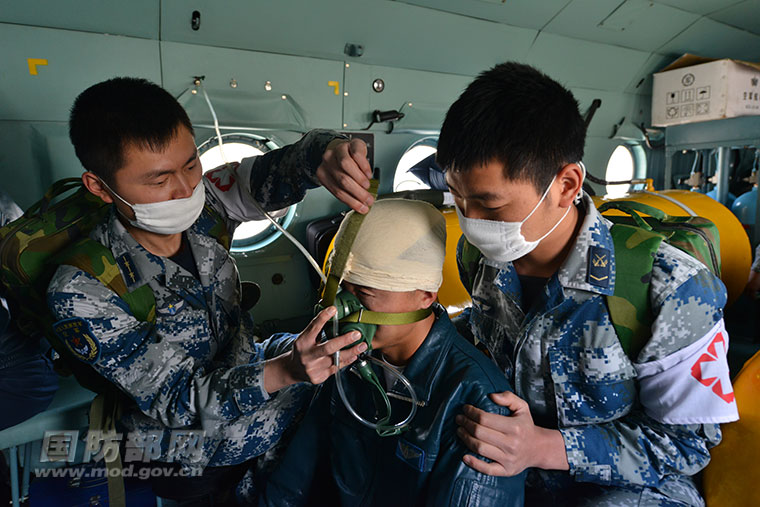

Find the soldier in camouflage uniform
[[46, 77, 371, 502], [437, 63, 738, 506]]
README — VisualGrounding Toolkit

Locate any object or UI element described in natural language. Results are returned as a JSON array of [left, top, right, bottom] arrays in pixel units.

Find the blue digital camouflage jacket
[[455, 194, 729, 506], [47, 130, 342, 468]]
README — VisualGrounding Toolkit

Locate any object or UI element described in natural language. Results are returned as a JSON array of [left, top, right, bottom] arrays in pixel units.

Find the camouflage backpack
[[0, 177, 231, 505], [458, 199, 721, 360], [0, 177, 231, 391], [597, 200, 720, 358]]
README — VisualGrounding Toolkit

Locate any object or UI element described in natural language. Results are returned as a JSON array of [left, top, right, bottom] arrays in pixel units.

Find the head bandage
[[333, 199, 446, 292]]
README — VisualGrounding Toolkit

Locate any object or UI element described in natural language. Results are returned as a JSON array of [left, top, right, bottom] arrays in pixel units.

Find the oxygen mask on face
[[317, 287, 428, 436]]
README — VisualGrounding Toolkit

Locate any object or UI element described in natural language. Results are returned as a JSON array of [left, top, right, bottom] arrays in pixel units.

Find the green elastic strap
[[27, 178, 83, 216], [204, 204, 232, 251], [597, 200, 669, 221], [321, 179, 380, 307], [607, 223, 664, 359], [340, 307, 433, 326], [56, 238, 156, 324], [89, 392, 125, 507]]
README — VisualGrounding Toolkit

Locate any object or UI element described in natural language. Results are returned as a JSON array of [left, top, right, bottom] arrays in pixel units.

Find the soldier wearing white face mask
[[438, 63, 736, 507], [47, 77, 373, 503]]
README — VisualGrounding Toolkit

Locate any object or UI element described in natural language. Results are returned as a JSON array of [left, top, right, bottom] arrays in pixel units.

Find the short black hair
[[437, 62, 586, 191], [69, 77, 193, 185]]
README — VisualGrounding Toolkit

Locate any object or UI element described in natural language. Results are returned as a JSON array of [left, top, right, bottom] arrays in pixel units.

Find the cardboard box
[[651, 54, 760, 127]]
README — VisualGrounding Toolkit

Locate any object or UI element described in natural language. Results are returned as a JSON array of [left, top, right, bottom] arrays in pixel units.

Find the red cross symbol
[[690, 332, 735, 403], [206, 164, 238, 192]]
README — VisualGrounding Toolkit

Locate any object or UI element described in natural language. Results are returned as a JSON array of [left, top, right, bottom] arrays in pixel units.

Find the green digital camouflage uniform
[[456, 194, 738, 506], [47, 129, 342, 469]]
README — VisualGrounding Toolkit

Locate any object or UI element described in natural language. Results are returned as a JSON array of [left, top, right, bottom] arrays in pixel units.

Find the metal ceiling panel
[[709, 0, 760, 37], [0, 0, 158, 39], [658, 17, 760, 61], [161, 0, 536, 77], [0, 23, 161, 122], [544, 0, 699, 52], [524, 32, 652, 91], [653, 0, 745, 15], [394, 0, 572, 30]]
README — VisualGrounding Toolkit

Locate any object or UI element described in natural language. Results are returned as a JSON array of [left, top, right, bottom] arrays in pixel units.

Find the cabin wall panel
[[160, 0, 536, 78], [161, 42, 345, 131], [0, 0, 159, 39], [343, 63, 471, 132], [0, 23, 161, 122], [0, 121, 81, 209]]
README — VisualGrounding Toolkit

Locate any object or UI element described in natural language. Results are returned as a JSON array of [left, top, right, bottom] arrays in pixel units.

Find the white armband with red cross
[[635, 319, 739, 425], [203, 159, 288, 223]]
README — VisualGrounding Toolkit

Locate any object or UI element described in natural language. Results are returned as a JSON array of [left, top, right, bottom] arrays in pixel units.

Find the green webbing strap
[[26, 178, 83, 216], [204, 204, 232, 251], [607, 223, 664, 359], [598, 200, 668, 223], [321, 179, 380, 306], [340, 307, 433, 326], [89, 392, 125, 507], [57, 238, 156, 324]]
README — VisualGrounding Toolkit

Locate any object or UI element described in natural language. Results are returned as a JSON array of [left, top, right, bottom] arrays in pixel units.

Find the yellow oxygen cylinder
[[702, 350, 760, 506], [593, 189, 751, 306], [438, 208, 471, 314]]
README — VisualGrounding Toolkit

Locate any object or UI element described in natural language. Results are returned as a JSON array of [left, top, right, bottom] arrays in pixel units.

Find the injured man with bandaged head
[[259, 199, 526, 507]]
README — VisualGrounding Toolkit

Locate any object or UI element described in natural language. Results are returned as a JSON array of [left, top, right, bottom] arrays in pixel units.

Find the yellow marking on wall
[[328, 81, 340, 95], [28, 58, 49, 75]]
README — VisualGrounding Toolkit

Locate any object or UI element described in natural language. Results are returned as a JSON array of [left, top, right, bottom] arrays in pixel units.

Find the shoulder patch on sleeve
[[587, 246, 611, 287], [53, 317, 101, 363]]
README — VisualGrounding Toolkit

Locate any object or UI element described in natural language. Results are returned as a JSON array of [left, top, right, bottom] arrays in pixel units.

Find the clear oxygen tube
[[198, 80, 419, 433]]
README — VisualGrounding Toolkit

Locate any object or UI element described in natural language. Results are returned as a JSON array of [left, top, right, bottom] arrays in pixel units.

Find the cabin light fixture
[[281, 94, 287, 100], [229, 79, 238, 89], [265, 81, 272, 91]]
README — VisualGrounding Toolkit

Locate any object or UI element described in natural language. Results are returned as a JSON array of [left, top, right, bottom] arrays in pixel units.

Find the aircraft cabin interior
[[1, 1, 759, 506]]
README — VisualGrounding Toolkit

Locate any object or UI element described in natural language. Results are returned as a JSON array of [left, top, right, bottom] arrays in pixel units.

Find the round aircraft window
[[605, 145, 637, 198], [393, 138, 441, 192], [198, 133, 295, 252]]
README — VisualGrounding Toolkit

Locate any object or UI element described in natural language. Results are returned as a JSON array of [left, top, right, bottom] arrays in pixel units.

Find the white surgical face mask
[[101, 178, 206, 235], [456, 175, 571, 263]]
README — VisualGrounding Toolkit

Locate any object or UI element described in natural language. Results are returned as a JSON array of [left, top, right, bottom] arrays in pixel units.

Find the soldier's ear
[[556, 163, 583, 207], [82, 172, 113, 204], [419, 290, 437, 309]]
